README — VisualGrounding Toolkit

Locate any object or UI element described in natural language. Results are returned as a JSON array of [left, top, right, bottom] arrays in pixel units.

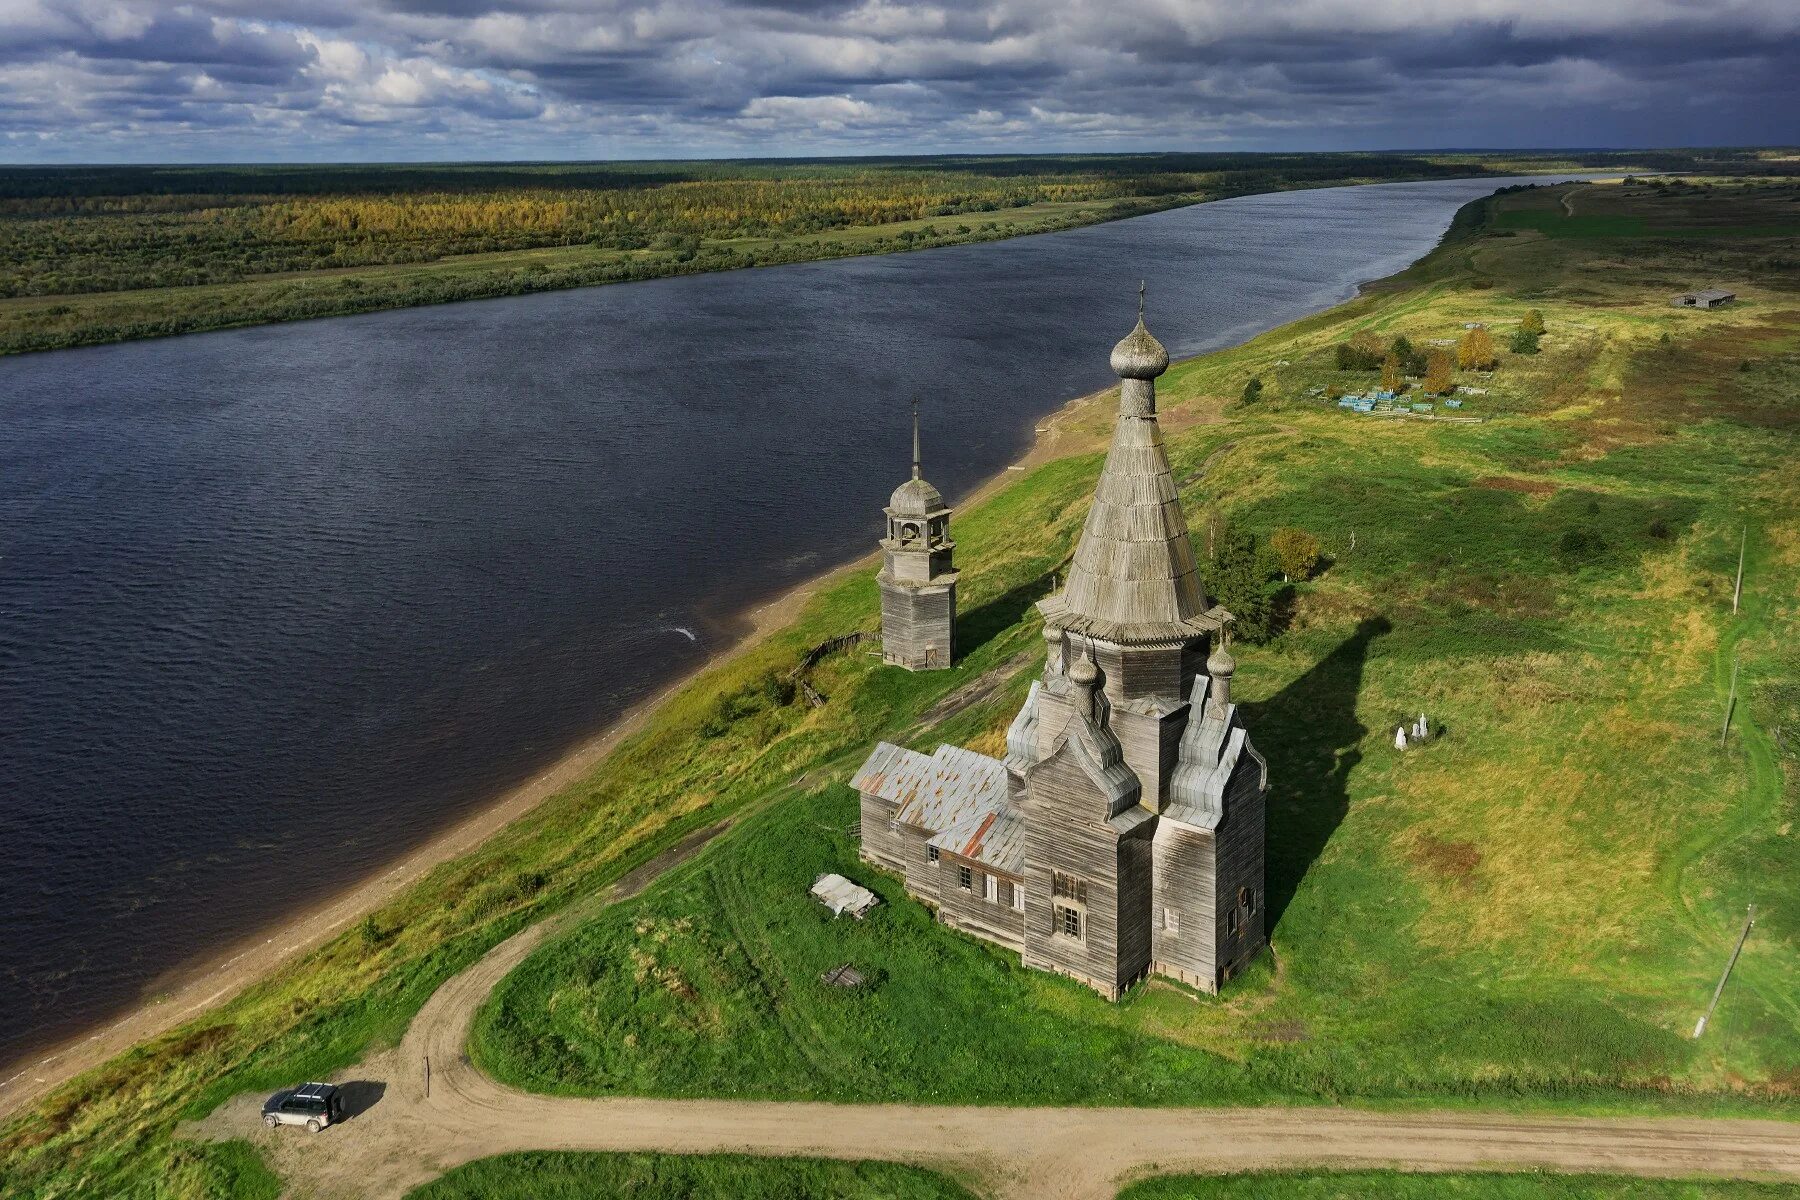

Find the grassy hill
[[470, 176, 1800, 1111], [1, 176, 1795, 1199]]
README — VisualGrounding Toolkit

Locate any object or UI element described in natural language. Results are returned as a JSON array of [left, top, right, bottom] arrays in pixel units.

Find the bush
[[1556, 528, 1608, 567], [1510, 329, 1541, 354], [1520, 308, 1546, 336], [1270, 528, 1323, 581], [1241, 377, 1264, 404], [1335, 330, 1384, 371]]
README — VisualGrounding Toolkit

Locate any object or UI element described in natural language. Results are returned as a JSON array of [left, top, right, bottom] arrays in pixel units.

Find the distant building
[[877, 404, 957, 670], [1671, 289, 1735, 309], [854, 299, 1268, 999]]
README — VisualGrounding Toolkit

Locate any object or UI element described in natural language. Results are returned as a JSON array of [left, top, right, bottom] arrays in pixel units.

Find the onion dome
[[889, 475, 944, 516], [1110, 316, 1169, 380], [1069, 653, 1099, 690], [1207, 637, 1236, 679]]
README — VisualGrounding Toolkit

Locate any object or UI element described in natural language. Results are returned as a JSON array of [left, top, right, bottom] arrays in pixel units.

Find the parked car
[[262, 1082, 342, 1132]]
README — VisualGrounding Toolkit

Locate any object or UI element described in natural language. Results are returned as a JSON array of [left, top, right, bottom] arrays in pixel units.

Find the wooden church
[[854, 301, 1268, 998]]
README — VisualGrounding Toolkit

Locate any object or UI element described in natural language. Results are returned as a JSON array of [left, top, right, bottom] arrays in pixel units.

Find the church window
[[1227, 908, 1241, 936], [984, 874, 998, 903], [1243, 888, 1257, 917], [1052, 872, 1087, 904], [1164, 907, 1180, 936], [958, 865, 972, 891], [1057, 905, 1082, 939], [1010, 881, 1024, 911], [927, 845, 939, 863]]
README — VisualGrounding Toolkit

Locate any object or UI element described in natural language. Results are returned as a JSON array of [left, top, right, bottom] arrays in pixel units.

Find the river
[[0, 175, 1577, 1068]]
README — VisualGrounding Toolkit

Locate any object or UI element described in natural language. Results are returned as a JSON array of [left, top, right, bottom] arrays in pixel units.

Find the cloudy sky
[[4, 0, 1797, 162]]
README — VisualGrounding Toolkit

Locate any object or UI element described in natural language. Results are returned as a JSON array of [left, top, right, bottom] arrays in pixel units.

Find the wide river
[[0, 175, 1575, 1068]]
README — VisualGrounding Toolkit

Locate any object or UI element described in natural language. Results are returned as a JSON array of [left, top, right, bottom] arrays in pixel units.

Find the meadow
[[0, 148, 1781, 355], [405, 1151, 977, 1200], [467, 176, 1800, 1114], [0, 176, 1795, 1199]]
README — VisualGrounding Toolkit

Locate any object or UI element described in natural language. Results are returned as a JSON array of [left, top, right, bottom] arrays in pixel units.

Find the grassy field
[[1, 176, 1795, 1199], [1117, 1172, 1800, 1199], [404, 1150, 977, 1200], [469, 176, 1800, 1113], [2, 148, 1782, 356]]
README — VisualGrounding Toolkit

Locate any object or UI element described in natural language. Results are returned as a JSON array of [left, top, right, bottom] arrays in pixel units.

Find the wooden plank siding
[[1018, 748, 1153, 999], [1213, 766, 1267, 984], [878, 577, 955, 670], [932, 851, 1025, 950]]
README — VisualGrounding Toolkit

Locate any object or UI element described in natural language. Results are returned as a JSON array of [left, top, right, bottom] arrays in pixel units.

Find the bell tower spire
[[878, 400, 958, 670], [912, 397, 922, 480]]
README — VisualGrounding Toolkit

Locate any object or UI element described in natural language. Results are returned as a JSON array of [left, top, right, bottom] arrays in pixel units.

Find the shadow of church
[[1243, 615, 1389, 934]]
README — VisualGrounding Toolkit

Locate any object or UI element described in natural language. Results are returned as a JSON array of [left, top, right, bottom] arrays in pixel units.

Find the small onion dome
[[1043, 624, 1064, 646], [888, 475, 945, 516], [1069, 653, 1099, 690], [1110, 317, 1169, 380], [1207, 639, 1236, 678]]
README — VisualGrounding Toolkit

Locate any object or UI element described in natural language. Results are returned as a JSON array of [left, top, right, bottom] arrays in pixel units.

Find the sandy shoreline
[[0, 374, 1113, 1124]]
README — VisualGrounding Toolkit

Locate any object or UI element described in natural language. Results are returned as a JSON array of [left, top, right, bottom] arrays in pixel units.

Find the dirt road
[[192, 830, 1800, 1200]]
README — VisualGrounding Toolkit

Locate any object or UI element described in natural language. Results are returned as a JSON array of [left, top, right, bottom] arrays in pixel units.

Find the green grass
[[404, 1151, 978, 1200], [472, 179, 1800, 1114], [3, 178, 1796, 1199], [1117, 1171, 1800, 1199]]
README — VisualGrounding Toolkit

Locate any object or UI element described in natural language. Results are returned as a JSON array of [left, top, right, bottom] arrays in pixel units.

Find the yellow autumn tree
[[1381, 353, 1403, 394], [1423, 349, 1455, 395], [1520, 308, 1546, 336], [1458, 327, 1497, 370]]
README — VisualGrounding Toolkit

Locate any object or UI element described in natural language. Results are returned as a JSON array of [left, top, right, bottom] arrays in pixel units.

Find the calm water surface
[[0, 176, 1574, 1067]]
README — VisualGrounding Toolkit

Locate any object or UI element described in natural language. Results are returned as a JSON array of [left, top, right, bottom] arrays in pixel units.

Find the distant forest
[[0, 147, 1785, 352]]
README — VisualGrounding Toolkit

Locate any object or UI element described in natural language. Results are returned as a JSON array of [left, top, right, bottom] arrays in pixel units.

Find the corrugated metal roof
[[927, 804, 1026, 875], [851, 741, 1008, 835]]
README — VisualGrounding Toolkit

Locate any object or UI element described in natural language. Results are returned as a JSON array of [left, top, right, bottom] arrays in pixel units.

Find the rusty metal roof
[[928, 803, 1025, 875], [851, 741, 1008, 836]]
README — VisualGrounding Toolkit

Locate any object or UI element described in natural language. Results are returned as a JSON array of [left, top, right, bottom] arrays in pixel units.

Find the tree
[[1241, 376, 1264, 404], [1457, 327, 1497, 371], [1389, 334, 1426, 375], [1380, 353, 1403, 394], [1335, 330, 1384, 371], [1423, 349, 1454, 395], [1509, 329, 1541, 354], [1519, 308, 1546, 336], [1270, 527, 1322, 581], [1210, 528, 1277, 643]]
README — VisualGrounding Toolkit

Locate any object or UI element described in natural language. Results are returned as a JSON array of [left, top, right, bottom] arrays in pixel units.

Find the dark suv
[[262, 1082, 342, 1132]]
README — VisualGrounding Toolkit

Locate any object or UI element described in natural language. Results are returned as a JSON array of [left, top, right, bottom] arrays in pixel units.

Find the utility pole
[[1733, 526, 1747, 615], [1722, 654, 1739, 749], [1694, 904, 1756, 1039]]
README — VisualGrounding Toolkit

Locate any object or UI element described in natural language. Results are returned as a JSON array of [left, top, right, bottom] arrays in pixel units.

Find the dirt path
[[189, 823, 1800, 1200]]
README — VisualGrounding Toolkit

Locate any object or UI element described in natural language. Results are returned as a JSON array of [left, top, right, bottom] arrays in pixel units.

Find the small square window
[[1163, 907, 1180, 936], [1245, 889, 1258, 917], [958, 865, 972, 891], [927, 845, 939, 863], [1057, 905, 1081, 939]]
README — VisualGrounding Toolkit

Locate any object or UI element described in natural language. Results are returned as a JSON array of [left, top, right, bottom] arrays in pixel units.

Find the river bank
[[0, 343, 1123, 1122], [3, 175, 1569, 1071]]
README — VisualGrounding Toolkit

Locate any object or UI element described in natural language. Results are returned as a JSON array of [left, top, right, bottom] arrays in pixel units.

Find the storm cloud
[[2, 0, 1795, 160]]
